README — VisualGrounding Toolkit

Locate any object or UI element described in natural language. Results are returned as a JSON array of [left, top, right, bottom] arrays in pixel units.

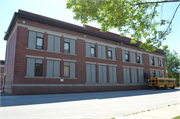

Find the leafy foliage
[[162, 45, 180, 85], [66, 0, 179, 52]]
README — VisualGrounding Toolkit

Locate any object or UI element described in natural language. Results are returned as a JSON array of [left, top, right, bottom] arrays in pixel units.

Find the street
[[1, 88, 180, 119]]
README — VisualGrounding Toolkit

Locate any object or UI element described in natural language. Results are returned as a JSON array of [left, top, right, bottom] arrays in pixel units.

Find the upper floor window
[[108, 47, 116, 60], [125, 53, 129, 62], [151, 58, 154, 65], [28, 31, 44, 50], [159, 60, 161, 66], [64, 38, 76, 54], [98, 45, 106, 59], [108, 50, 112, 59], [91, 47, 95, 57], [64, 42, 70, 53], [47, 35, 61, 52], [86, 43, 96, 57], [36, 38, 43, 50], [137, 56, 140, 63]]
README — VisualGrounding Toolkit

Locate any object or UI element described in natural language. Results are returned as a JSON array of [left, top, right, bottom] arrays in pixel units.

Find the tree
[[66, 0, 180, 52], [162, 45, 180, 85]]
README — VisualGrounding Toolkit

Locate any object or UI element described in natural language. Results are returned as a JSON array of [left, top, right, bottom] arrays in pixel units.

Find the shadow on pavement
[[1, 88, 179, 107]]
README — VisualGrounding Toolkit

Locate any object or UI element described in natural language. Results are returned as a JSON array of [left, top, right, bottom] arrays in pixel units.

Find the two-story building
[[3, 10, 166, 95]]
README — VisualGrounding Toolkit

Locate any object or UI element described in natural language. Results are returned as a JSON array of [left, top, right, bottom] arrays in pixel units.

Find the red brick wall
[[3, 11, 166, 95], [0, 63, 5, 90], [4, 26, 17, 94]]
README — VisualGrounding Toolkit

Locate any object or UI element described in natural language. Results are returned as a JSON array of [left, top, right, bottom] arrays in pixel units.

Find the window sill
[[85, 56, 96, 59], [25, 76, 43, 78], [122, 61, 130, 63], [98, 58, 107, 60], [26, 48, 44, 51], [63, 78, 77, 79], [46, 51, 62, 54], [108, 59, 117, 61], [45, 77, 61, 79], [63, 53, 77, 56]]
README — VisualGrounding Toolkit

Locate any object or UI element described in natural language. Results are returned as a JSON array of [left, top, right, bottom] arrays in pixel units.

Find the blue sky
[[0, 0, 179, 60]]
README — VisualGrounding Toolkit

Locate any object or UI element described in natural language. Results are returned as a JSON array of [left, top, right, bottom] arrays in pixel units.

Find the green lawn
[[172, 116, 180, 119]]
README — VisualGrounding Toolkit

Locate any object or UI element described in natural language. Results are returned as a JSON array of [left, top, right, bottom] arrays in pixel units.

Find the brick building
[[3, 10, 166, 95], [0, 60, 5, 91]]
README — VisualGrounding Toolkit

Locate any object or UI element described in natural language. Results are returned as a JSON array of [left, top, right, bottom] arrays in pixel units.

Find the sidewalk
[[117, 104, 180, 119]]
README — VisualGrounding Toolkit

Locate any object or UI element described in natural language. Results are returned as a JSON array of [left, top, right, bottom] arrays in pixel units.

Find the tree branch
[[133, 0, 180, 5]]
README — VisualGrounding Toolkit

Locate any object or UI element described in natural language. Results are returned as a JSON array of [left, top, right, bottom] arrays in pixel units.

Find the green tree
[[162, 45, 180, 85], [66, 0, 180, 52]]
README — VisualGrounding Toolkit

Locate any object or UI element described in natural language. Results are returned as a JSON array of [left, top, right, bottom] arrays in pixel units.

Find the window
[[47, 35, 61, 52], [35, 63, 43, 77], [64, 62, 76, 78], [64, 38, 76, 54], [160, 73, 162, 77], [125, 53, 129, 62], [64, 66, 70, 78], [108, 50, 112, 59], [64, 42, 70, 53], [86, 64, 96, 83], [98, 45, 106, 59], [91, 47, 95, 57], [137, 56, 140, 63], [152, 72, 155, 77], [28, 31, 44, 50], [46, 60, 60, 78], [151, 58, 154, 65], [36, 38, 43, 49], [26, 58, 43, 77], [159, 60, 161, 66]]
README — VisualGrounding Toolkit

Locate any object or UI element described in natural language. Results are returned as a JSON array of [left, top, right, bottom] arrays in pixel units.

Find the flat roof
[[4, 10, 166, 54]]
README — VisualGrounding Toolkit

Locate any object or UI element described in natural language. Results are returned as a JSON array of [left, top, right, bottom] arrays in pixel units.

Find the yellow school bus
[[148, 77, 176, 90]]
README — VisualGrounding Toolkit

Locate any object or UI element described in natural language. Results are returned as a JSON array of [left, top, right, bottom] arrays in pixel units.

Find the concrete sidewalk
[[118, 103, 180, 119]]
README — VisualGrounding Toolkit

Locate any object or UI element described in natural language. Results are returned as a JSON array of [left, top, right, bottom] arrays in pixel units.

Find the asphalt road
[[1, 88, 180, 119]]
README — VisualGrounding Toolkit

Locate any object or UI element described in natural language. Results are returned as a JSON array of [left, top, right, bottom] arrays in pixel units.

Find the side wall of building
[[4, 27, 17, 95]]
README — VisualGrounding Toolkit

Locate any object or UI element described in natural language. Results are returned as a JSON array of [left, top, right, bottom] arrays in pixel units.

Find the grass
[[172, 116, 180, 119], [111, 118, 115, 119], [168, 105, 171, 106]]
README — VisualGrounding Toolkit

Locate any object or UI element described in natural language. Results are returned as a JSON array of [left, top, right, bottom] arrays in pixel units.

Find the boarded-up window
[[47, 35, 61, 52], [131, 68, 137, 83], [86, 64, 96, 83], [64, 62, 76, 78], [138, 69, 144, 83], [46, 60, 60, 78], [123, 67, 130, 83], [159, 58, 163, 67], [98, 65, 107, 83], [154, 57, 158, 66], [109, 66, 117, 83], [98, 45, 106, 59], [156, 70, 159, 77], [130, 52, 136, 63]]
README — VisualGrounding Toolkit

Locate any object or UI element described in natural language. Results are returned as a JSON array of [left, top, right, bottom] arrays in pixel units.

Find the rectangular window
[[46, 60, 60, 78], [47, 35, 61, 52], [98, 45, 106, 59], [91, 47, 95, 57], [86, 64, 96, 83], [123, 67, 130, 83], [98, 65, 107, 83], [36, 38, 43, 49], [152, 72, 155, 77], [26, 58, 43, 77], [64, 66, 70, 78], [159, 60, 161, 66], [126, 53, 129, 62], [160, 73, 163, 77], [28, 31, 44, 50], [35, 63, 43, 77], [64, 42, 70, 53], [151, 58, 154, 65], [108, 50, 112, 59], [137, 56, 140, 63]]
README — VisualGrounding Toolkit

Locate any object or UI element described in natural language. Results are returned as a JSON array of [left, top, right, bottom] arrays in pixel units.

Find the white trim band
[[26, 55, 44, 59]]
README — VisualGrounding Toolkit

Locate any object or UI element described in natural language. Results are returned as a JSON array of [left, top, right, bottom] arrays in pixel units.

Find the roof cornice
[[4, 12, 166, 54]]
